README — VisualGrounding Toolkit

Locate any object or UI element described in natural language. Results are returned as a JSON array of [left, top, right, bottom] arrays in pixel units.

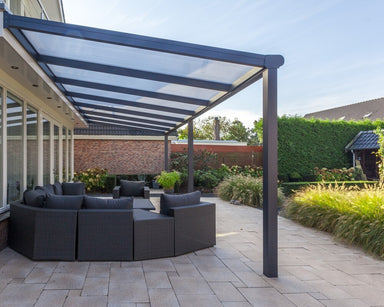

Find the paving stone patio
[[1, 196, 384, 306]]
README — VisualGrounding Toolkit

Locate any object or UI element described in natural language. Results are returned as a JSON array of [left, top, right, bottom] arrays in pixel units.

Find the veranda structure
[[0, 3, 284, 276]]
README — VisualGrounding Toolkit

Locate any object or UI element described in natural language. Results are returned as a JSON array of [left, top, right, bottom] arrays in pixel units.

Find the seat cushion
[[83, 196, 133, 209], [23, 189, 46, 207], [53, 182, 63, 195], [46, 194, 84, 210], [120, 180, 145, 197], [62, 182, 86, 195], [35, 184, 55, 195], [160, 191, 201, 215]]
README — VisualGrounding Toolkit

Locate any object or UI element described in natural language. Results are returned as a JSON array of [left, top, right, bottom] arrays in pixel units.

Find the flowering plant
[[73, 167, 108, 192]]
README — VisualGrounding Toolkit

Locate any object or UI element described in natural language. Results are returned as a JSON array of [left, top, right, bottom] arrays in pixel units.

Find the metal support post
[[262, 68, 278, 277], [164, 134, 169, 172], [188, 120, 194, 192]]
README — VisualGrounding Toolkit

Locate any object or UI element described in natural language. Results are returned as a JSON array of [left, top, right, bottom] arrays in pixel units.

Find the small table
[[133, 198, 155, 210]]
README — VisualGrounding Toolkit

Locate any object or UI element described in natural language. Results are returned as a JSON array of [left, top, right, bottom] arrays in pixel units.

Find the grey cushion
[[83, 196, 133, 209], [120, 180, 145, 197], [46, 194, 84, 210], [35, 184, 55, 195], [53, 182, 63, 195], [23, 189, 46, 207], [160, 191, 201, 216], [62, 182, 86, 195]]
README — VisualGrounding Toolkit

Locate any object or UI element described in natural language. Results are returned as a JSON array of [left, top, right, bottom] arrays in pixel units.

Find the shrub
[[217, 175, 263, 207], [284, 184, 384, 258], [104, 175, 117, 192], [275, 116, 384, 181], [227, 165, 263, 178], [156, 171, 181, 190], [194, 170, 221, 191], [314, 167, 356, 181], [73, 168, 108, 192]]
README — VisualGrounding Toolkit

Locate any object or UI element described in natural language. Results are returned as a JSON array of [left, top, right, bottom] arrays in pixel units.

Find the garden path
[[0, 197, 383, 306]]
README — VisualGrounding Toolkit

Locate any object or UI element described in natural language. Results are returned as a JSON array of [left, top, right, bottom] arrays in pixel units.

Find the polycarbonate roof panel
[[3, 11, 284, 134], [71, 96, 187, 119], [49, 64, 221, 100], [79, 106, 181, 124], [22, 30, 257, 84]]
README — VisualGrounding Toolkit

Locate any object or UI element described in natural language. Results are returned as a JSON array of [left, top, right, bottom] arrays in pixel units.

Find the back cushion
[[62, 182, 86, 195], [35, 184, 55, 195], [160, 190, 201, 215], [46, 194, 84, 210], [83, 196, 133, 209], [120, 180, 145, 197], [23, 189, 46, 207], [53, 182, 63, 195]]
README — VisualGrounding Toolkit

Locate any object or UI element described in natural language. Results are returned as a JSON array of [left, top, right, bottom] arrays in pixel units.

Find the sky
[[63, 0, 384, 128]]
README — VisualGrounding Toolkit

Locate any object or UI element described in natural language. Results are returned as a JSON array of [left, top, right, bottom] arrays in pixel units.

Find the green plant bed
[[284, 184, 384, 259], [281, 181, 377, 196]]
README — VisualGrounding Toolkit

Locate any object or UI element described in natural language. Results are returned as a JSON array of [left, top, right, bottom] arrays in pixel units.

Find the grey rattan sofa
[[160, 191, 216, 255], [113, 180, 150, 199], [8, 201, 78, 260], [9, 187, 216, 261]]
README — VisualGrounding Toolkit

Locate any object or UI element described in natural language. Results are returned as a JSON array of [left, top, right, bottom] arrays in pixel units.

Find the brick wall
[[74, 140, 170, 175]]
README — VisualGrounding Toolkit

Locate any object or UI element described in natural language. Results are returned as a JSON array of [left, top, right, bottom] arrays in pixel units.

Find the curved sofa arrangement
[[8, 182, 216, 261]]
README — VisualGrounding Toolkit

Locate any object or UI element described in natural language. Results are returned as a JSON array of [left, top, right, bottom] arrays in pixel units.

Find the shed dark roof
[[305, 97, 384, 121], [345, 131, 379, 151]]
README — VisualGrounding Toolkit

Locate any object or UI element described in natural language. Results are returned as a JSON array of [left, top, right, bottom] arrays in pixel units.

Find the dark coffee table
[[133, 198, 155, 210]]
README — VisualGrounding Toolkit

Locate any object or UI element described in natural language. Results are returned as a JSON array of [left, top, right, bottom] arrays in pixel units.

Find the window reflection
[[7, 94, 23, 203]]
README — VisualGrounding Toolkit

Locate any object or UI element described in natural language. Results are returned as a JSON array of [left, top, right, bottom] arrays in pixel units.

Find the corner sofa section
[[8, 185, 216, 262]]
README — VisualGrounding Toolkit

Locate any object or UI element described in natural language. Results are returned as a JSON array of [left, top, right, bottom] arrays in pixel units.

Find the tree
[[177, 116, 259, 144], [223, 119, 248, 142], [253, 119, 263, 144], [177, 116, 231, 140]]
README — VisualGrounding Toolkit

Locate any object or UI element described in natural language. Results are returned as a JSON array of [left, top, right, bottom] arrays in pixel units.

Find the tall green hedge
[[277, 117, 383, 181]]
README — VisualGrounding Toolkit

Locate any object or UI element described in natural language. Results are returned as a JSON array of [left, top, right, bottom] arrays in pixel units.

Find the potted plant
[[156, 171, 181, 193]]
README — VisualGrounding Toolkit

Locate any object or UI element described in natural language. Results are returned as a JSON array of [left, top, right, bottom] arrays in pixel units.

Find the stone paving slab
[[1, 197, 384, 306]]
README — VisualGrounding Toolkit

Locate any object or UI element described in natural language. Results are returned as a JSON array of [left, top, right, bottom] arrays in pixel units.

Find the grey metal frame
[[1, 8, 283, 277]]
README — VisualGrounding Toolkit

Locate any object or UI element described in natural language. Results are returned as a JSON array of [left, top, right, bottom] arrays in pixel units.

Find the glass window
[[7, 93, 23, 203], [62, 126, 67, 182], [54, 125, 59, 182], [0, 87, 3, 209], [26, 105, 38, 189], [68, 130, 72, 181], [43, 119, 51, 185]]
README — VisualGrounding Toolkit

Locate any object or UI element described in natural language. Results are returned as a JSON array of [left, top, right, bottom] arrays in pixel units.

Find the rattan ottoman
[[133, 209, 174, 260]]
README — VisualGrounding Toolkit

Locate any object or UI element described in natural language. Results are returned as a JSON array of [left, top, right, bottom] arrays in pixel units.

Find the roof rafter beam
[[88, 119, 165, 133], [58, 77, 209, 106], [75, 101, 184, 122], [83, 110, 174, 128], [3, 12, 284, 68], [38, 55, 232, 91], [66, 91, 194, 115], [86, 114, 170, 131]]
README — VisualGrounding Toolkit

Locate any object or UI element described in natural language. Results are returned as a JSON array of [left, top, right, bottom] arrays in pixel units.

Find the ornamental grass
[[217, 175, 263, 207], [284, 184, 384, 258]]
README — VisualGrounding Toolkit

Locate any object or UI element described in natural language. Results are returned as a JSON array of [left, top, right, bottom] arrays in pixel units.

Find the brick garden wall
[[74, 139, 170, 175]]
